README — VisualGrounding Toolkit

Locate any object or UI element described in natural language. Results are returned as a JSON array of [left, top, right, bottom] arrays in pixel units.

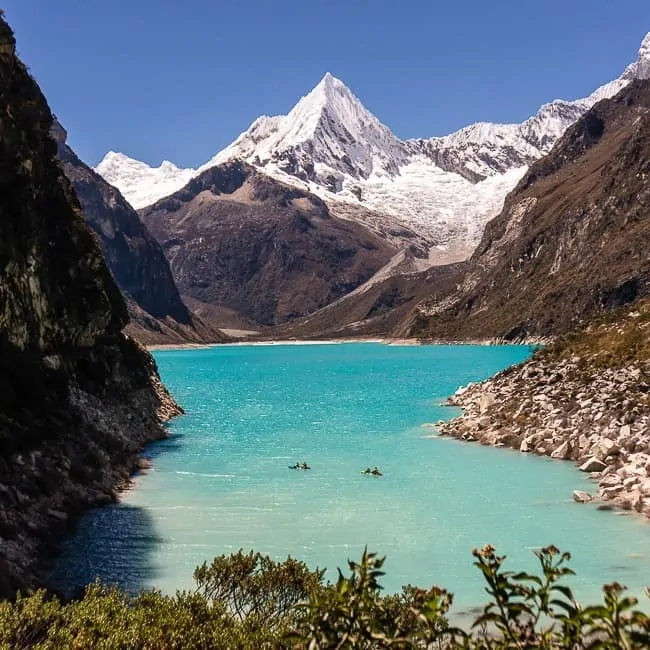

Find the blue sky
[[6, 1, 650, 167]]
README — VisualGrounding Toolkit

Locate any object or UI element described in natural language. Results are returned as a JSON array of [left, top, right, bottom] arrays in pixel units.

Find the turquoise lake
[[51, 343, 650, 614]]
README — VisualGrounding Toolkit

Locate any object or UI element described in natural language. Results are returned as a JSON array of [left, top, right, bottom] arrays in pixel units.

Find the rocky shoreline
[[435, 353, 650, 517], [0, 16, 187, 599], [0, 339, 183, 597]]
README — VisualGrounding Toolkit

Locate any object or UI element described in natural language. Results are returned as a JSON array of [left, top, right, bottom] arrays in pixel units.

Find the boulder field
[[436, 353, 650, 516]]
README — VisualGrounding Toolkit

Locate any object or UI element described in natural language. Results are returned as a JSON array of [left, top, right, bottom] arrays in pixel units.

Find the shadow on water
[[46, 503, 163, 598], [46, 434, 189, 598], [147, 434, 186, 458]]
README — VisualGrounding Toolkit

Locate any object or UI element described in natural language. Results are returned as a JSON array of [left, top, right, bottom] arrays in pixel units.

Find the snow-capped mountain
[[96, 32, 650, 259], [407, 32, 650, 186], [408, 102, 587, 183], [203, 72, 410, 188], [96, 151, 195, 211]]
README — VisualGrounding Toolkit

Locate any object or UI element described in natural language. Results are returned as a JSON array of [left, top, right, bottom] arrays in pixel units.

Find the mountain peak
[[615, 31, 650, 84], [288, 72, 365, 133], [318, 71, 337, 86], [315, 71, 355, 97], [205, 71, 407, 185], [101, 150, 121, 161], [311, 71, 347, 96], [637, 32, 650, 78], [95, 152, 195, 209], [98, 150, 142, 168]]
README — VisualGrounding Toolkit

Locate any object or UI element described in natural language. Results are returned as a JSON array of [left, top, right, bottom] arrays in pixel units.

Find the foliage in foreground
[[1, 546, 649, 649]]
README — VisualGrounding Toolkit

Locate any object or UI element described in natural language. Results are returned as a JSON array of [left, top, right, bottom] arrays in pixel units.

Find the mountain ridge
[[139, 160, 396, 326], [397, 79, 650, 341], [53, 121, 228, 345], [96, 32, 650, 260]]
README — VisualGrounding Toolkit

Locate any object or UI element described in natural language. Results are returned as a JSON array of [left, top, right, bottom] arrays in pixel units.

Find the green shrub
[[0, 546, 648, 649]]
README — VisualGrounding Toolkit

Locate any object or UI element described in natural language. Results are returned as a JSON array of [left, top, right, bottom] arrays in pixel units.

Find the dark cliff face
[[51, 121, 228, 344], [54, 121, 191, 324], [0, 68, 124, 352], [50, 121, 222, 341], [140, 161, 396, 326], [400, 80, 650, 341], [0, 18, 180, 598]]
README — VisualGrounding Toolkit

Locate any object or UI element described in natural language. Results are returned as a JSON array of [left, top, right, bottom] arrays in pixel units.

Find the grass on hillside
[[544, 297, 650, 368]]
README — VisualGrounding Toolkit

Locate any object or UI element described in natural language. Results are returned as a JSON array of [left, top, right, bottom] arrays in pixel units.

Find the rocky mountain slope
[[0, 17, 181, 597], [400, 79, 650, 341], [140, 161, 396, 325], [265, 256, 466, 340], [97, 34, 650, 261], [52, 120, 227, 345], [437, 298, 650, 518]]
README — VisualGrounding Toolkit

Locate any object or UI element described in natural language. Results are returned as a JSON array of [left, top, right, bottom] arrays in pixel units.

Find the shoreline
[[148, 338, 396, 351], [146, 336, 547, 351], [55, 344, 650, 610], [147, 342, 222, 351], [34, 353, 183, 597], [434, 353, 650, 520]]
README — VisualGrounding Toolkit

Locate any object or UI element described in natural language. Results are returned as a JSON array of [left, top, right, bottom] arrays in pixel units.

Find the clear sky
[[5, 1, 650, 168]]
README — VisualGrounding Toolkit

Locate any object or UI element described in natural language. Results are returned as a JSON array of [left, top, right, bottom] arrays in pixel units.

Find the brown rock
[[551, 440, 571, 460], [579, 457, 607, 472], [572, 490, 593, 503]]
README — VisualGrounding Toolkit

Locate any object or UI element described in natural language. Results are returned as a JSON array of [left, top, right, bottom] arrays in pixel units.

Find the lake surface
[[50, 343, 650, 613]]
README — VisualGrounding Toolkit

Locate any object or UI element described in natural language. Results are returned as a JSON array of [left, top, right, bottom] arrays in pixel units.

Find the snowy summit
[[96, 152, 196, 212], [96, 33, 650, 259], [205, 72, 409, 185]]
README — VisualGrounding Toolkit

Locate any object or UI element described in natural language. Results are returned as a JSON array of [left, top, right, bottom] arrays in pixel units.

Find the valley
[[2, 6, 650, 646], [90, 34, 650, 338]]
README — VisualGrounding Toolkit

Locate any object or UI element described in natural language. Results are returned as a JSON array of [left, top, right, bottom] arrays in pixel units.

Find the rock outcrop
[[436, 301, 650, 517], [0, 17, 181, 597], [140, 161, 396, 326]]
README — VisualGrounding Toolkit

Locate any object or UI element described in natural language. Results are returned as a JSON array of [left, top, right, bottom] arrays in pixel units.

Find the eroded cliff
[[0, 17, 180, 597]]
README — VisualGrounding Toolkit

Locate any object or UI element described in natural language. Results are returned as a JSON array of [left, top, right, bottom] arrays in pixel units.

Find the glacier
[[96, 32, 650, 262]]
